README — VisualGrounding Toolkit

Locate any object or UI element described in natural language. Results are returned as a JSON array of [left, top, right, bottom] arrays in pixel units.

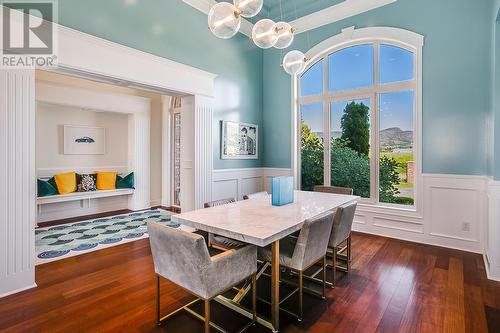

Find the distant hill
[[380, 127, 413, 148]]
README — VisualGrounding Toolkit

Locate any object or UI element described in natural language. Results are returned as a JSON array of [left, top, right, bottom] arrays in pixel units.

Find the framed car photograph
[[221, 121, 258, 160], [63, 125, 106, 155]]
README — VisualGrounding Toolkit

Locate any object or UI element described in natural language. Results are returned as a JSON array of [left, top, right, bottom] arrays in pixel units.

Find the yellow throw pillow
[[54, 172, 77, 194], [96, 172, 117, 190]]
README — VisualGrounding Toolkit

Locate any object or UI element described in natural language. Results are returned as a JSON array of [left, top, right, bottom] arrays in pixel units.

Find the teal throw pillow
[[116, 172, 135, 189], [37, 177, 58, 197]]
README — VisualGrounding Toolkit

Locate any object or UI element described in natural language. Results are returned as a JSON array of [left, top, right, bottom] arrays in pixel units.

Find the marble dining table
[[171, 190, 359, 332]]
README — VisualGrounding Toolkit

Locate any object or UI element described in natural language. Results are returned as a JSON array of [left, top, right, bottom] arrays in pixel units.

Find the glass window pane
[[328, 44, 374, 92], [300, 103, 324, 191], [330, 98, 371, 198], [300, 59, 323, 96], [379, 44, 414, 84], [378, 91, 414, 206]]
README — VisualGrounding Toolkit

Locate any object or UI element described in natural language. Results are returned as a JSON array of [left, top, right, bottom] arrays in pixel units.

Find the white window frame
[[292, 26, 424, 216]]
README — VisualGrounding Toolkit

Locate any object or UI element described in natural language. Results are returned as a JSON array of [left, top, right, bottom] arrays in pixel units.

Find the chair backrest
[[329, 202, 357, 247], [147, 222, 211, 295], [292, 211, 334, 270], [243, 191, 268, 200], [204, 197, 236, 208], [314, 185, 353, 195]]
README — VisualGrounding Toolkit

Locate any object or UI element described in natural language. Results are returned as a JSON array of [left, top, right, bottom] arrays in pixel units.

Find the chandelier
[[207, 0, 307, 75]]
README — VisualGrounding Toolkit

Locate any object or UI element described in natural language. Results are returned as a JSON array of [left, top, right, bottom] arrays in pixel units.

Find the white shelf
[[37, 189, 134, 205]]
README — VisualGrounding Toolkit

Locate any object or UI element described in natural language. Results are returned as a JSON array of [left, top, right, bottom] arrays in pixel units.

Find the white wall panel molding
[[220, 169, 489, 255], [355, 174, 487, 254], [486, 180, 500, 281], [0, 69, 37, 296], [213, 168, 268, 201]]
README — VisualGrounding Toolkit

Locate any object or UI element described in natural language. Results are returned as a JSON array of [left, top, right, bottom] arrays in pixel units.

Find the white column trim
[[194, 95, 214, 209], [0, 69, 36, 296]]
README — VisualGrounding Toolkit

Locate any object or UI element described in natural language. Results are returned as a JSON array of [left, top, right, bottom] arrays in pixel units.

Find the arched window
[[295, 27, 423, 209]]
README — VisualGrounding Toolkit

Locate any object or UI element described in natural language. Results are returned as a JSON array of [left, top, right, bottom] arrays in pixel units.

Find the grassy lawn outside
[[380, 150, 414, 201]]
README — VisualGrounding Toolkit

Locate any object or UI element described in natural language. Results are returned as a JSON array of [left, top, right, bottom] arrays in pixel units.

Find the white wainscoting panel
[[0, 69, 37, 297], [37, 196, 129, 223], [486, 180, 500, 281], [212, 168, 267, 201], [355, 174, 486, 253], [263, 168, 294, 193]]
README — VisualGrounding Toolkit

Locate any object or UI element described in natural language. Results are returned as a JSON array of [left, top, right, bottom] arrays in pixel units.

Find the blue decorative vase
[[271, 176, 294, 206]]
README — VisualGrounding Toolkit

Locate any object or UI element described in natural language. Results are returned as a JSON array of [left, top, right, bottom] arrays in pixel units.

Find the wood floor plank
[[443, 257, 466, 333]]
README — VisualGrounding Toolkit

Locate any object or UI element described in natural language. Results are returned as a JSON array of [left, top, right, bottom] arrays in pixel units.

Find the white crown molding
[[182, 0, 253, 37], [291, 0, 397, 34], [183, 0, 397, 38]]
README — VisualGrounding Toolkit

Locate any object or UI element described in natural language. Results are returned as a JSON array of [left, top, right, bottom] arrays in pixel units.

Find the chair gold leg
[[204, 299, 210, 333], [322, 256, 326, 299], [252, 273, 257, 322], [298, 270, 303, 322], [332, 247, 337, 288], [347, 235, 351, 272], [156, 275, 161, 326]]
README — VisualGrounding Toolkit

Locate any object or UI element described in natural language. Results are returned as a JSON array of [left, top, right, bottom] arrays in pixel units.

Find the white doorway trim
[[0, 14, 216, 297]]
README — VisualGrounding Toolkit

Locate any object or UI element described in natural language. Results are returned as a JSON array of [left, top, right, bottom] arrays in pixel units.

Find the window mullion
[[323, 55, 331, 186], [372, 43, 380, 203]]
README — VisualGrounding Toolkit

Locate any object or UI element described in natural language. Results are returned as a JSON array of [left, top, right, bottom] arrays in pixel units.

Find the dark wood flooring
[[1, 233, 499, 333]]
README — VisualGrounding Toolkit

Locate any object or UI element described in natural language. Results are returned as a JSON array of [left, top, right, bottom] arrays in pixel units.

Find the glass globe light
[[208, 2, 241, 39], [273, 21, 295, 49], [233, 0, 263, 18], [252, 19, 278, 49], [282, 50, 307, 75]]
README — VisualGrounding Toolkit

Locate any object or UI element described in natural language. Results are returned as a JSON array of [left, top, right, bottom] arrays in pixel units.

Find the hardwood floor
[[1, 233, 499, 333]]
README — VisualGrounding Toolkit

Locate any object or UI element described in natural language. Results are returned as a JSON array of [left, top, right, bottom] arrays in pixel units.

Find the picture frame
[[221, 121, 258, 160], [63, 125, 106, 155]]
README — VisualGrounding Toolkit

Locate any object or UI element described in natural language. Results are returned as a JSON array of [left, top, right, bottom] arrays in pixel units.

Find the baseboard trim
[[0, 283, 37, 299], [484, 253, 500, 282]]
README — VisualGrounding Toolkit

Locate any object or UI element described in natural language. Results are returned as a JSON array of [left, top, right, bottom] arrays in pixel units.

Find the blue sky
[[300, 44, 414, 133]]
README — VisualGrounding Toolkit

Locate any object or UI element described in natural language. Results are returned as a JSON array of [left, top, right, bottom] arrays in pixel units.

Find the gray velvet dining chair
[[313, 185, 354, 195], [147, 222, 257, 333], [204, 198, 246, 250], [306, 201, 357, 288], [257, 211, 334, 321], [243, 191, 268, 200]]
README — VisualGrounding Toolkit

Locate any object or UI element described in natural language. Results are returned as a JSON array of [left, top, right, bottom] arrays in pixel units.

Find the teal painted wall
[[57, 0, 263, 170], [263, 0, 493, 176]]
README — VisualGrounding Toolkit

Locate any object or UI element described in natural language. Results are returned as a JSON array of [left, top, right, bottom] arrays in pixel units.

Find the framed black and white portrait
[[221, 121, 258, 160]]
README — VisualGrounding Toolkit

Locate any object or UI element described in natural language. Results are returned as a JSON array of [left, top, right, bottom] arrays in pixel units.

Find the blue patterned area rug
[[35, 209, 192, 265]]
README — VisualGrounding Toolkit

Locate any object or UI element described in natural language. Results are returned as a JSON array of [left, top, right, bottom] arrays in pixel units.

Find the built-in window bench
[[36, 188, 134, 214]]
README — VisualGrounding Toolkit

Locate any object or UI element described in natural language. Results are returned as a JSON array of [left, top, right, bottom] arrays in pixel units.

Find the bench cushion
[[37, 178, 58, 197], [54, 172, 77, 194], [116, 172, 135, 189], [96, 172, 117, 190]]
